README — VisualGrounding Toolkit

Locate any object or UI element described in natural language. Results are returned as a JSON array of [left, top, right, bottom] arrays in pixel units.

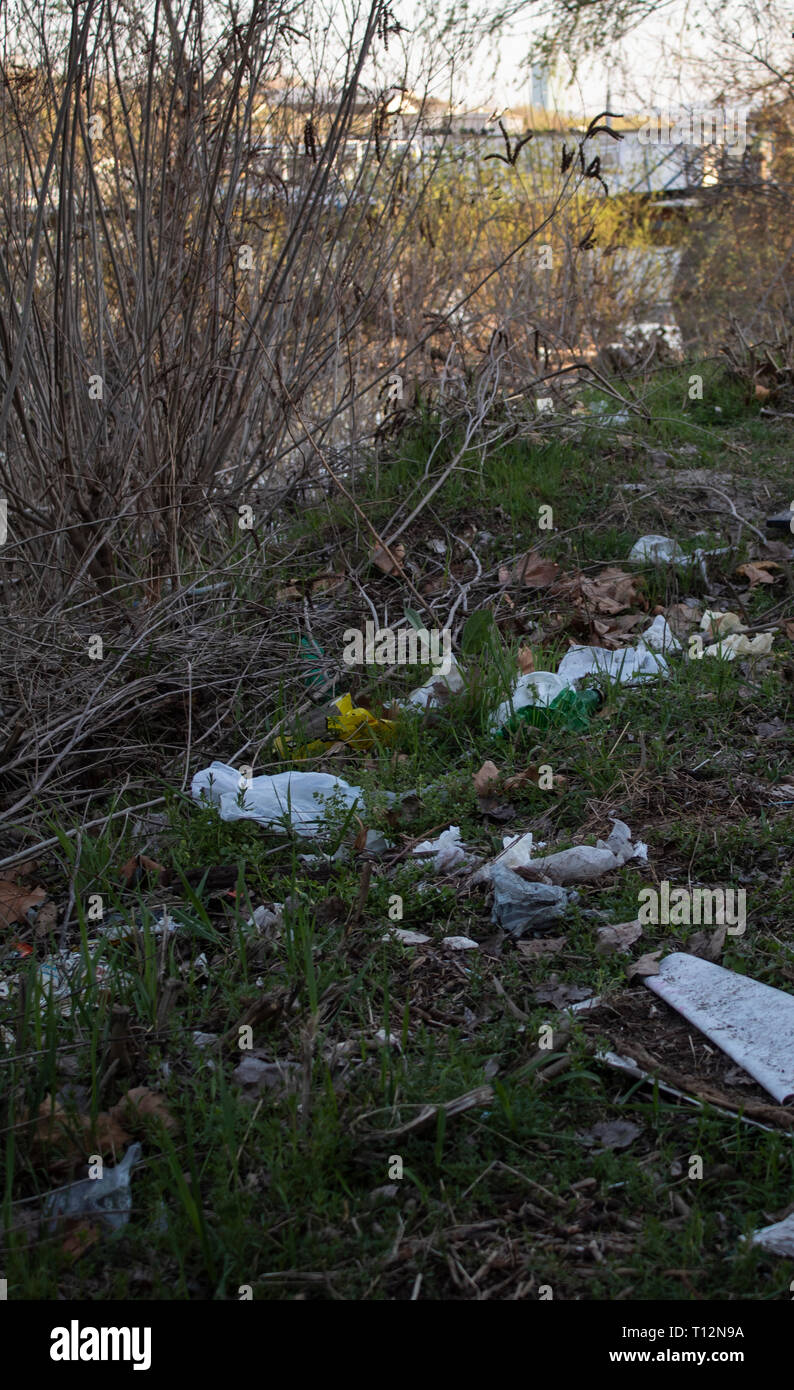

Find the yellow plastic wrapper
[[274, 693, 397, 760]]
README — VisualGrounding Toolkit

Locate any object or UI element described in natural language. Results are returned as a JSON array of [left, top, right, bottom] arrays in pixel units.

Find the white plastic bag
[[413, 825, 469, 872], [191, 761, 366, 836], [43, 1142, 143, 1233]]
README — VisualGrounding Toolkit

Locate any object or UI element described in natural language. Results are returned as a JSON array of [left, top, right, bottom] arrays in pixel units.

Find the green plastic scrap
[[296, 635, 329, 692], [498, 687, 601, 735]]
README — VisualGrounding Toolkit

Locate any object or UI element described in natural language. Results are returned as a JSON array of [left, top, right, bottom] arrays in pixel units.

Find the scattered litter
[[629, 534, 686, 564], [766, 506, 794, 533], [489, 860, 573, 937], [442, 935, 478, 950], [746, 1211, 794, 1257], [43, 1142, 143, 1234], [192, 762, 371, 836], [557, 621, 678, 682], [493, 622, 678, 733], [404, 657, 465, 710], [528, 820, 647, 886], [34, 953, 117, 1016], [498, 687, 600, 734], [383, 928, 430, 946], [412, 826, 469, 872], [274, 692, 396, 757], [493, 671, 566, 722], [704, 631, 775, 660], [232, 1055, 302, 1093], [700, 609, 747, 637], [629, 535, 729, 579], [576, 1118, 642, 1152], [498, 831, 540, 869], [192, 1031, 218, 1048], [247, 904, 283, 934], [646, 953, 794, 1103]]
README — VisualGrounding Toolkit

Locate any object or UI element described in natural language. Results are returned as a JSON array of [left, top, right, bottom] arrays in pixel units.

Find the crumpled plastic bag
[[699, 612, 774, 659], [191, 762, 369, 836], [43, 1142, 143, 1233], [557, 618, 679, 687], [405, 657, 465, 710], [489, 860, 573, 936], [412, 826, 469, 872], [700, 609, 747, 637], [528, 819, 647, 886], [629, 534, 686, 564], [704, 631, 775, 660], [629, 535, 730, 578]]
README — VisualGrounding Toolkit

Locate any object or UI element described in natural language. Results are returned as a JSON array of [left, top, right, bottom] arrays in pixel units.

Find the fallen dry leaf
[[736, 560, 782, 587], [473, 760, 501, 795], [590, 613, 646, 648], [119, 854, 166, 889], [371, 542, 406, 576], [33, 900, 58, 939], [626, 949, 663, 980], [517, 935, 567, 958], [499, 552, 559, 589], [596, 920, 642, 955], [517, 645, 535, 673], [552, 566, 643, 616], [688, 924, 726, 962], [664, 601, 703, 637], [577, 1118, 642, 1152], [109, 1087, 177, 1134], [62, 1220, 101, 1260], [0, 878, 47, 929]]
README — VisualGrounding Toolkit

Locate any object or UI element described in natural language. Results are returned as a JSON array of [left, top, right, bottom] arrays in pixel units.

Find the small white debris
[[383, 928, 431, 946]]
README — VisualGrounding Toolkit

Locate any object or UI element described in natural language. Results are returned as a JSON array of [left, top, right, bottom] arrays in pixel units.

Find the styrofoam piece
[[646, 953, 794, 1103], [499, 832, 537, 868]]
